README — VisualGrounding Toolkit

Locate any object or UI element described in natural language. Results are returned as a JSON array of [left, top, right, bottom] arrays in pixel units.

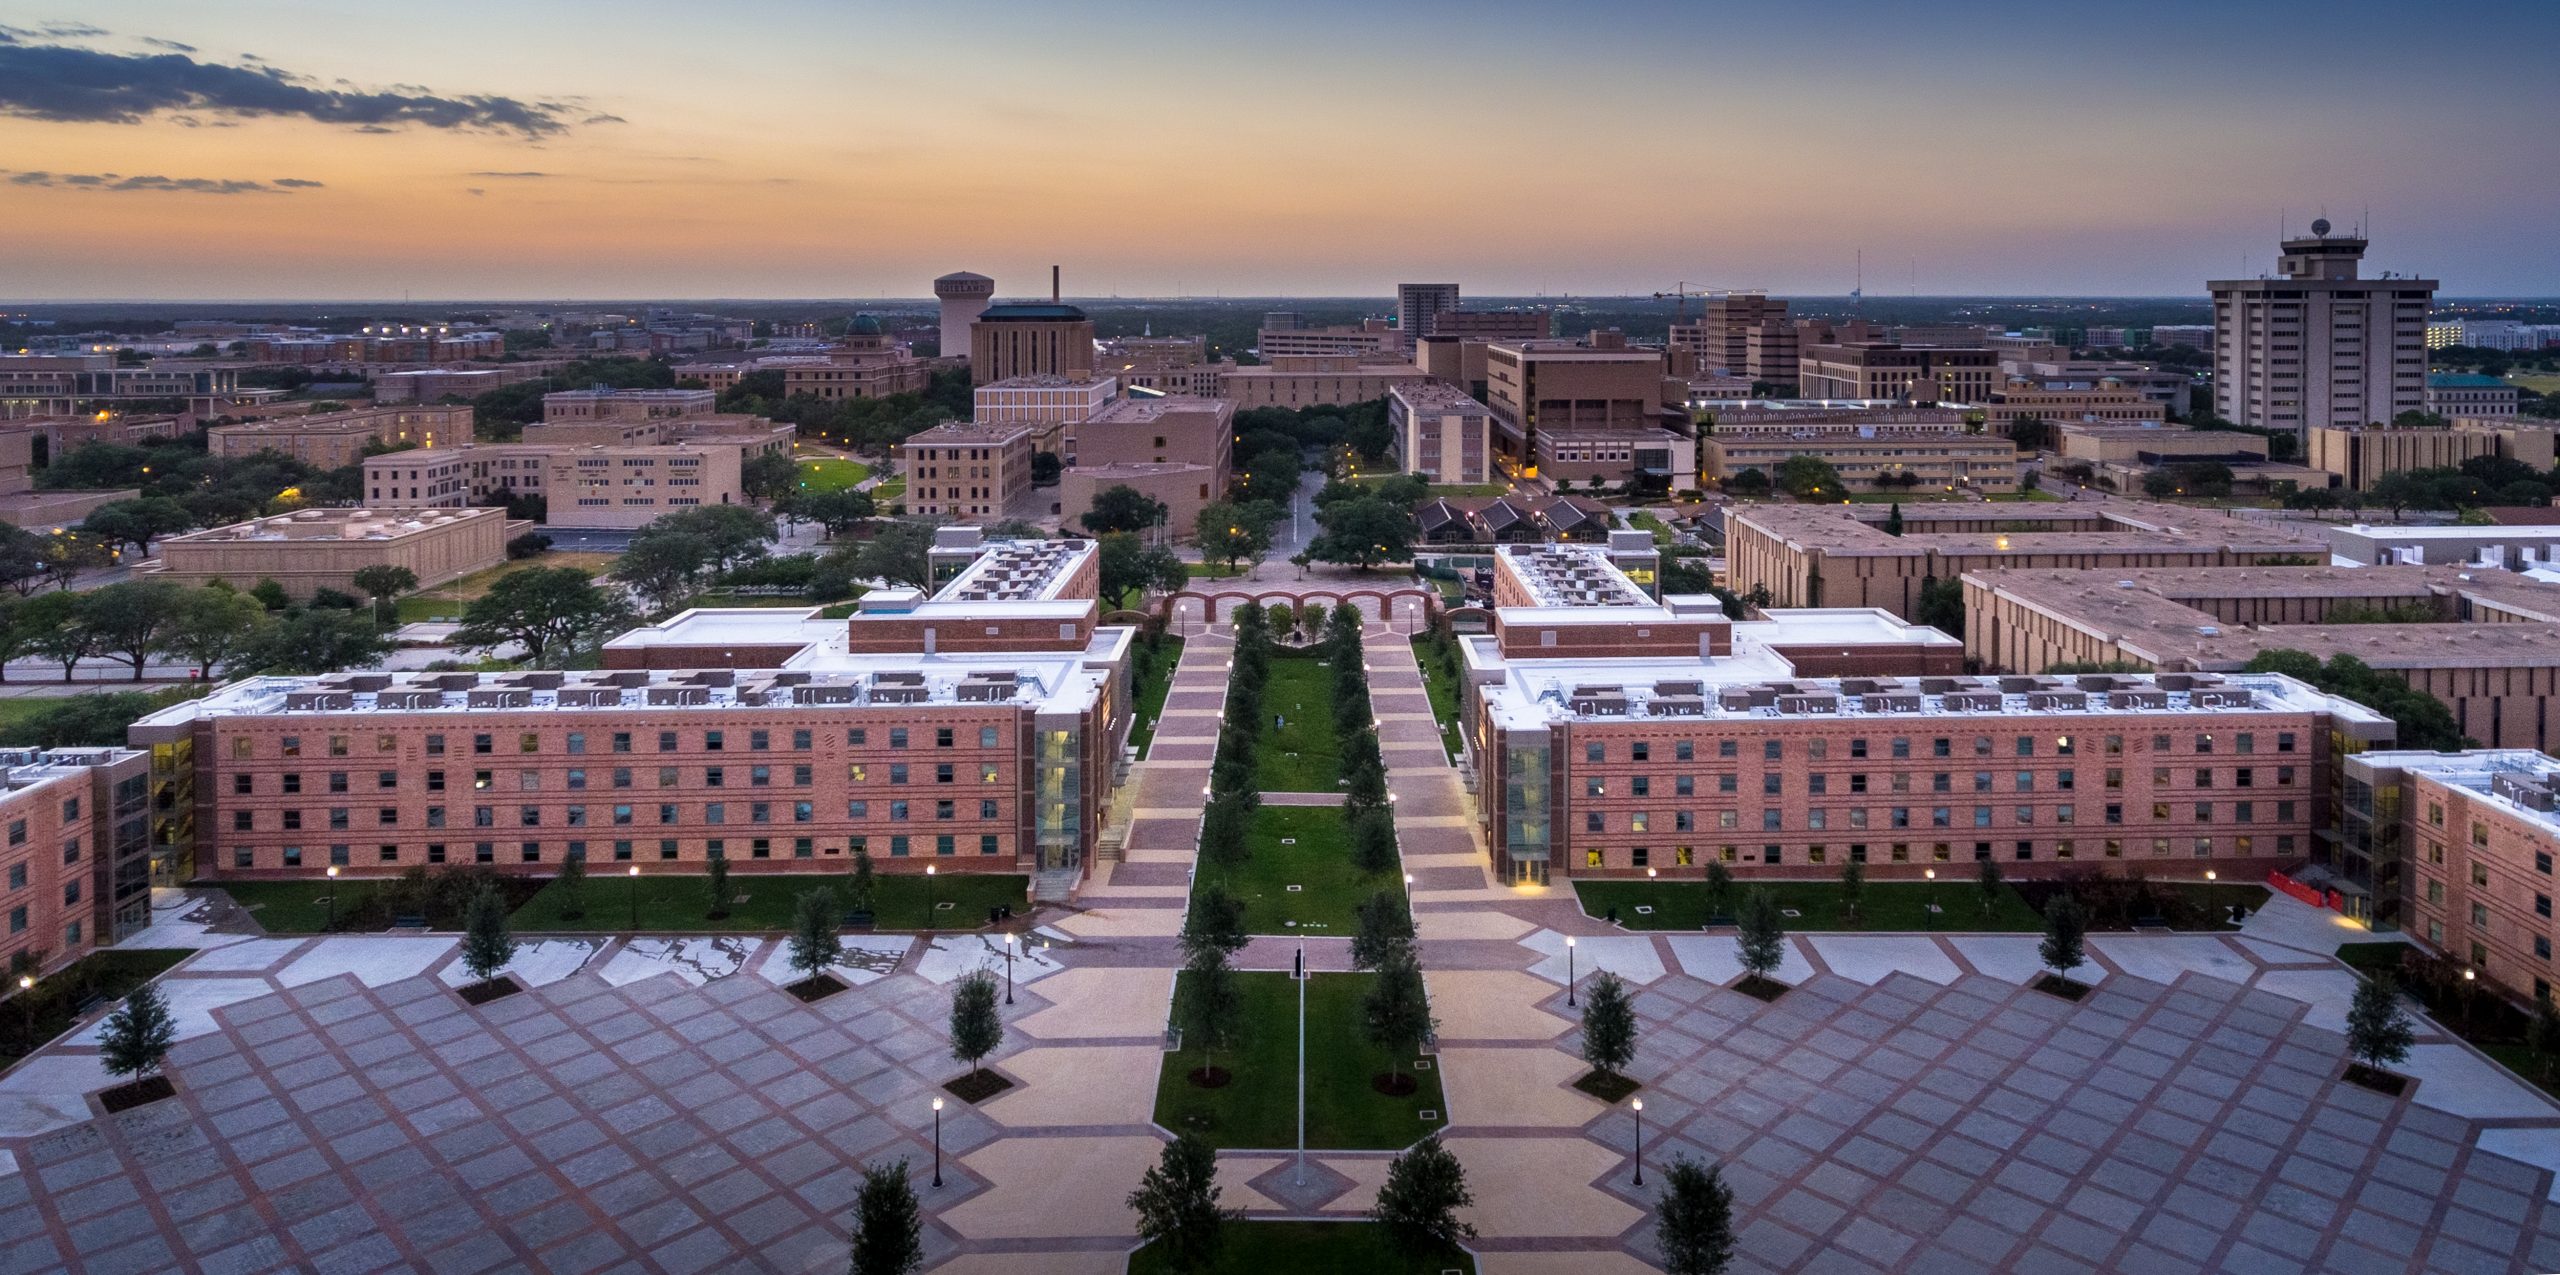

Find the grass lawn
[[1410, 636, 1464, 763], [1185, 562, 1244, 580], [794, 457, 870, 492], [398, 552, 618, 622], [218, 879, 399, 933], [0, 699, 54, 742], [1129, 636, 1186, 759], [2507, 373, 2560, 395], [1197, 807, 1403, 935], [1154, 971, 1445, 1151], [1131, 1221, 1475, 1275], [0, 948, 193, 1071], [1255, 656, 1343, 792], [871, 477, 906, 506], [511, 870, 1026, 932], [1627, 510, 1676, 546], [1576, 878, 2047, 932]]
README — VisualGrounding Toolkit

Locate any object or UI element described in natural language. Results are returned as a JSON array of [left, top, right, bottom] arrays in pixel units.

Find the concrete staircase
[[1032, 867, 1082, 904]]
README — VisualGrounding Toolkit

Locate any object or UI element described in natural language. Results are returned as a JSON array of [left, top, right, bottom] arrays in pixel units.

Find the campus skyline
[[3, 0, 2559, 300]]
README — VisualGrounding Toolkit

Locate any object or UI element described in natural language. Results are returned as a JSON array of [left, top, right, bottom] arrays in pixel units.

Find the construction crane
[[1653, 282, 1703, 322]]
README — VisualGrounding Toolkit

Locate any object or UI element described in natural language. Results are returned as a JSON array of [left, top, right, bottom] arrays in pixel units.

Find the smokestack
[[1052, 265, 1060, 303]]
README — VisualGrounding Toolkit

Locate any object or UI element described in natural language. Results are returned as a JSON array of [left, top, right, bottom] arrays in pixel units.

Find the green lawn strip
[[1184, 562, 1244, 580], [1131, 1220, 1474, 1275], [1129, 636, 1187, 758], [794, 458, 870, 492], [2334, 939, 2560, 1101], [1575, 878, 2044, 932], [1197, 807, 1400, 936], [1409, 636, 1464, 763], [1153, 971, 1443, 1151], [511, 870, 1025, 932], [0, 948, 192, 1071], [1254, 656, 1344, 792], [0, 699, 53, 742], [217, 879, 398, 933], [1627, 510, 1675, 546]]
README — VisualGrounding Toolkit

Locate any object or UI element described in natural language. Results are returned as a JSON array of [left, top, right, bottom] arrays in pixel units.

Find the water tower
[[933, 271, 994, 361]]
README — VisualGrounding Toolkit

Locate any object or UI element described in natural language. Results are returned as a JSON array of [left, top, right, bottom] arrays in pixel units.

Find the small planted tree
[[2344, 973, 2416, 1088], [847, 845, 877, 918], [2038, 893, 2088, 995], [706, 853, 735, 920], [949, 967, 1004, 1090], [98, 982, 176, 1088], [1372, 1134, 1477, 1257], [847, 1159, 924, 1275], [1579, 970, 1638, 1099], [1656, 1156, 1737, 1275], [1180, 882, 1248, 965], [1735, 888, 1787, 998], [1838, 860, 1865, 926], [789, 887, 843, 993], [459, 884, 516, 991], [1128, 1132, 1236, 1272], [1363, 949, 1435, 1096], [1976, 857, 2004, 918], [1704, 860, 1734, 922], [552, 853, 587, 921], [1184, 946, 1242, 1086], [2531, 995, 2560, 1085], [1350, 807, 1399, 875], [1350, 887, 1416, 972]]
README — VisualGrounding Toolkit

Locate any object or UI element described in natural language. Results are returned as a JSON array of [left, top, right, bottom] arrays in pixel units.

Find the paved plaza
[[1, 618, 2558, 1271]]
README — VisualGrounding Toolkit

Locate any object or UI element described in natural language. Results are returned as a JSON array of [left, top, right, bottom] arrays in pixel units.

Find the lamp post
[[1566, 935, 1578, 1007], [1004, 932, 1015, 1006], [627, 865, 640, 931], [14, 974, 30, 1055], [926, 864, 937, 931], [1923, 867, 1936, 932], [931, 1096, 945, 1187], [324, 865, 339, 932], [1631, 1097, 1646, 1187]]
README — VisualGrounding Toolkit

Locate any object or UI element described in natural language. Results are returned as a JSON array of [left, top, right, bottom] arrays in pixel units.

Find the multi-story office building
[[2147, 325, 2215, 350], [1984, 379, 2169, 427], [373, 365, 552, 405], [1254, 320, 1403, 360], [362, 440, 755, 530], [1219, 354, 1430, 410], [2339, 750, 2560, 998], [1797, 341, 2000, 403], [1668, 294, 1796, 387], [0, 748, 152, 977], [1388, 382, 1494, 485], [1454, 542, 2389, 884], [144, 507, 513, 600], [973, 376, 1121, 434], [0, 355, 257, 418], [1699, 404, 2020, 493], [778, 317, 935, 400], [207, 405, 475, 469], [2307, 416, 2556, 490], [1726, 502, 2328, 620], [1430, 310, 1552, 343], [899, 423, 1036, 521], [2210, 225, 2434, 435], [2425, 373, 2520, 420], [1055, 395, 1235, 537], [129, 531, 1133, 886], [542, 388, 717, 423], [1396, 283, 1461, 352], [971, 304, 1096, 385], [1483, 332, 1694, 488]]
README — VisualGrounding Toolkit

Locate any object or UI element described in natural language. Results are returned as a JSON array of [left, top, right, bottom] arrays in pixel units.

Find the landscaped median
[[1573, 874, 2271, 932], [1153, 970, 1445, 1151], [0, 949, 192, 1071], [206, 869, 1026, 934], [1130, 1220, 1475, 1275], [1191, 806, 1404, 935], [1254, 654, 1342, 791]]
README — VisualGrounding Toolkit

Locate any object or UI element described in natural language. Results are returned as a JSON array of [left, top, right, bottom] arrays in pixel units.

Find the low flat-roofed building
[[899, 421, 1035, 521], [2339, 749, 2560, 997], [1727, 501, 2327, 620], [2424, 373, 2519, 420], [130, 529, 1134, 887], [1051, 395, 1233, 536], [1219, 354, 1429, 410], [208, 404, 474, 469], [1256, 320, 1401, 360], [144, 506, 512, 599], [542, 388, 716, 422], [1962, 564, 2560, 751], [1454, 542, 2391, 884], [973, 376, 1121, 434], [2327, 522, 2560, 570], [1797, 342, 1999, 402], [1984, 379, 2169, 426], [2056, 422, 2265, 467], [1485, 333, 1694, 488], [521, 412, 793, 458], [2308, 416, 2558, 490], [1698, 403, 2016, 494], [1388, 382, 1494, 485], [361, 440, 751, 529], [372, 365, 549, 404]]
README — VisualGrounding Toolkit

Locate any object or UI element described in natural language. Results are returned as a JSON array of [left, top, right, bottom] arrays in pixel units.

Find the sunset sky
[[4, 0, 2556, 300]]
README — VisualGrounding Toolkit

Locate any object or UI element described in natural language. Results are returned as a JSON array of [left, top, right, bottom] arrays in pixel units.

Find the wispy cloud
[[467, 170, 551, 179], [5, 169, 322, 194], [0, 38, 598, 138]]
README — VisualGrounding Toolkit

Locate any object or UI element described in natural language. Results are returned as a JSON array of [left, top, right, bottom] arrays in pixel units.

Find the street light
[[926, 864, 937, 931], [1631, 1097, 1646, 1187], [1004, 932, 1015, 1006], [1566, 935, 1578, 1007], [14, 973, 31, 1055], [931, 1097, 945, 1187], [627, 865, 640, 930], [1924, 867, 1937, 932], [324, 865, 340, 932]]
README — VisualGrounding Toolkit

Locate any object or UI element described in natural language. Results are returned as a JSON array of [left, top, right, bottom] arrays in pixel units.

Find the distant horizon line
[[10, 292, 2558, 308]]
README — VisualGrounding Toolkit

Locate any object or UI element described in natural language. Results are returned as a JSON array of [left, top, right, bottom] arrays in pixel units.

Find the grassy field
[[1255, 656, 1343, 792], [218, 879, 397, 933], [1627, 510, 1676, 546], [1154, 971, 1446, 1151], [1131, 1221, 1474, 1275], [0, 948, 193, 1071], [397, 552, 619, 622], [871, 477, 906, 508], [1196, 807, 1402, 936], [1576, 878, 2047, 932], [2508, 373, 2560, 395], [1411, 636, 1464, 763], [511, 870, 1026, 932], [1185, 562, 1244, 580], [794, 457, 871, 492], [1128, 636, 1187, 759]]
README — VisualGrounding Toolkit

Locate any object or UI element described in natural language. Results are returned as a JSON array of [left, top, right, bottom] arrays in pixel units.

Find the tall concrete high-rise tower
[[934, 271, 995, 361], [2209, 223, 2435, 436], [1396, 283, 1461, 353]]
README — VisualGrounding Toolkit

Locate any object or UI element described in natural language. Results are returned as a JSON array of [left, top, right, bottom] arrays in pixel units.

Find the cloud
[[467, 170, 550, 179], [139, 37, 195, 53], [0, 40, 583, 137], [6, 169, 319, 194]]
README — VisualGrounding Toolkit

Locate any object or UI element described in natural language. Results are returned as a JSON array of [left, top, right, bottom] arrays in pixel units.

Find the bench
[[74, 993, 107, 1018], [841, 910, 876, 932], [392, 914, 428, 931], [2132, 915, 2170, 931]]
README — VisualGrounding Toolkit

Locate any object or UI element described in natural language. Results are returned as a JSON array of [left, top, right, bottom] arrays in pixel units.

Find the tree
[[0, 524, 44, 596], [1097, 532, 1188, 609], [506, 531, 553, 560], [1350, 808, 1399, 876], [741, 452, 800, 502], [848, 1159, 924, 1275], [789, 487, 876, 540], [241, 607, 392, 675], [949, 967, 1003, 1083], [1722, 468, 1770, 498], [1180, 882, 1248, 965], [790, 886, 843, 981], [1655, 1156, 1738, 1275], [451, 567, 632, 665], [707, 853, 736, 919], [18, 589, 97, 680], [79, 581, 182, 680], [2529, 995, 2560, 1085], [78, 497, 195, 556], [1976, 857, 2004, 918], [1915, 576, 1965, 639], [97, 983, 176, 1082], [1080, 484, 1170, 537], [1182, 945, 1242, 1082], [847, 845, 877, 916], [552, 853, 587, 921], [1362, 949, 1434, 1090], [653, 505, 778, 575], [1350, 888, 1416, 972], [1736, 888, 1785, 986], [1580, 970, 1637, 1081], [34, 532, 111, 592], [1883, 502, 1904, 536], [459, 884, 516, 985], [349, 564, 420, 624], [1775, 455, 1845, 500], [817, 519, 934, 593], [1196, 501, 1278, 573], [1127, 1132, 1235, 1273], [1307, 497, 1414, 569], [1028, 451, 1063, 486], [1838, 860, 1865, 925], [1372, 1135, 1477, 1255], [2039, 894, 2087, 984], [2345, 974, 2416, 1076], [1704, 860, 1734, 920], [614, 532, 713, 614], [162, 586, 269, 679]]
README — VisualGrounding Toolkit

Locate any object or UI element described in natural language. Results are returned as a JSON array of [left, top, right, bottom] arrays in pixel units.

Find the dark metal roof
[[978, 303, 1089, 321]]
